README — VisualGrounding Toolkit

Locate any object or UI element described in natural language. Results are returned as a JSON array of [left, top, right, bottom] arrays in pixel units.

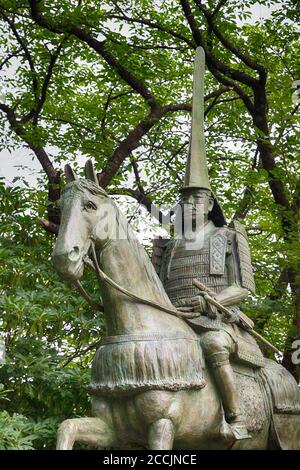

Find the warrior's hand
[[191, 295, 206, 313], [191, 295, 218, 319], [222, 306, 240, 324]]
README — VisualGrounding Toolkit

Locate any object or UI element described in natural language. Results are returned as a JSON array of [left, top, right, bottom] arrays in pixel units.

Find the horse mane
[[114, 203, 172, 306]]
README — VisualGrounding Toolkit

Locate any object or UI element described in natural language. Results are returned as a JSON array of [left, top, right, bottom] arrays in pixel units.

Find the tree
[[0, 179, 104, 448], [0, 0, 299, 449]]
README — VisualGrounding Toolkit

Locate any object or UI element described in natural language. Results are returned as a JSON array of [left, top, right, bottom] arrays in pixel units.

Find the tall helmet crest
[[181, 47, 226, 227]]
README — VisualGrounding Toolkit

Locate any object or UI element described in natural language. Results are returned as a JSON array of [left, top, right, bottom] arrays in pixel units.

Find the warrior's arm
[[192, 228, 254, 317], [214, 247, 249, 307], [192, 249, 252, 323], [214, 284, 249, 307]]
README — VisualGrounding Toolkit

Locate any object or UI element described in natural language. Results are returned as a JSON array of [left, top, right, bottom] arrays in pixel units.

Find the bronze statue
[[157, 47, 258, 440], [51, 48, 300, 450]]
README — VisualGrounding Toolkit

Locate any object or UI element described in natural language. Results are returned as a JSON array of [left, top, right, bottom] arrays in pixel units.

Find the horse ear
[[64, 164, 77, 183], [85, 160, 98, 184]]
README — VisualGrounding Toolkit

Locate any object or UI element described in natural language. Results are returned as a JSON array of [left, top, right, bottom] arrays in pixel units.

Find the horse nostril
[[68, 246, 81, 262]]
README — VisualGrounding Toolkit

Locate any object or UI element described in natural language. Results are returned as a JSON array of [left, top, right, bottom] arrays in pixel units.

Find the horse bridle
[[73, 239, 199, 320]]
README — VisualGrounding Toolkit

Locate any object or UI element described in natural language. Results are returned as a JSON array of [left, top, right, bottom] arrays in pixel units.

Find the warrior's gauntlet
[[191, 285, 249, 322], [191, 295, 218, 319]]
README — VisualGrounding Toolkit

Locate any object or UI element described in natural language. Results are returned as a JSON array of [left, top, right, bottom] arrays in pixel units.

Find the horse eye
[[85, 201, 97, 211]]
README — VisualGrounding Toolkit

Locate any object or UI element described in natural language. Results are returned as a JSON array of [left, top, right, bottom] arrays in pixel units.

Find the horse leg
[[148, 418, 174, 450], [56, 417, 115, 450]]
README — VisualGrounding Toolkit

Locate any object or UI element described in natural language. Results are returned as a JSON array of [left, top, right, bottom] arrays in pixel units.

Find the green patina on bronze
[[51, 48, 300, 450], [183, 47, 210, 191]]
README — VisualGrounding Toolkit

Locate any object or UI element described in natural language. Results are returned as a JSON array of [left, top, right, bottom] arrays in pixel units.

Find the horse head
[[52, 160, 116, 282]]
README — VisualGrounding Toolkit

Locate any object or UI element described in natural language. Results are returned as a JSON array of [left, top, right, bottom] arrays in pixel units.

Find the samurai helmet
[[180, 47, 226, 227]]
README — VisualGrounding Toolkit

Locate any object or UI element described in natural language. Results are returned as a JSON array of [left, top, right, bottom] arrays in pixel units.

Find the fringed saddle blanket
[[89, 333, 206, 397], [260, 359, 300, 414]]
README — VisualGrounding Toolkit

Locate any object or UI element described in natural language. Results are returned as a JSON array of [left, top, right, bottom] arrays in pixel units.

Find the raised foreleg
[[56, 417, 115, 450]]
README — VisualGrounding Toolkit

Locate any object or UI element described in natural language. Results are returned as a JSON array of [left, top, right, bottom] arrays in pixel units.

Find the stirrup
[[229, 420, 252, 440]]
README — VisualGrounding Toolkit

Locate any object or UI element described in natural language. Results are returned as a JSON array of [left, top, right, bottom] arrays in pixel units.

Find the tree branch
[[194, 0, 266, 74], [70, 26, 159, 109], [0, 102, 58, 182], [97, 106, 165, 188], [29, 0, 159, 109], [0, 47, 22, 71], [41, 115, 93, 133], [291, 176, 300, 217], [232, 147, 259, 220], [163, 86, 233, 113], [28, 1, 245, 192], [33, 39, 66, 125], [208, 67, 255, 115], [105, 13, 195, 48], [38, 217, 59, 235], [109, 187, 172, 225], [130, 156, 145, 196], [0, 9, 38, 100], [97, 85, 231, 189], [180, 0, 259, 88], [100, 88, 113, 136], [63, 340, 102, 367], [211, 0, 228, 18]]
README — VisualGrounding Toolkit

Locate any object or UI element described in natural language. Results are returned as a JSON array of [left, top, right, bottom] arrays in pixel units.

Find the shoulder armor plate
[[229, 220, 256, 294], [209, 228, 227, 275]]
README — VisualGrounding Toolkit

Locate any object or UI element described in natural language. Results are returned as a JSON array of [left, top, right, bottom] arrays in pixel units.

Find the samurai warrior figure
[[153, 48, 264, 441]]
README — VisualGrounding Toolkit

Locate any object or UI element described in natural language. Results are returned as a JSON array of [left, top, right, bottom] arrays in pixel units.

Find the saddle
[[261, 359, 300, 450], [231, 324, 265, 369], [188, 316, 265, 370]]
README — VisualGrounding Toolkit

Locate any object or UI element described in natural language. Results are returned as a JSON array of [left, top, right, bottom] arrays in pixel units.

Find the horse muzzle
[[52, 242, 91, 281]]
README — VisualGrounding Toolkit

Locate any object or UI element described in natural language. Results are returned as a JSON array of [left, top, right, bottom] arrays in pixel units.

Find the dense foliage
[[0, 180, 104, 448], [0, 0, 299, 449]]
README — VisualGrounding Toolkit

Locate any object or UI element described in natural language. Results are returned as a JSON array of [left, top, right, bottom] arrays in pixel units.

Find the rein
[[74, 241, 198, 320]]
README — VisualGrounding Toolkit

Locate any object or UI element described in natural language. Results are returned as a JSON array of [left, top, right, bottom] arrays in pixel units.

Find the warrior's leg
[[148, 418, 174, 450], [201, 330, 250, 440], [56, 416, 116, 450]]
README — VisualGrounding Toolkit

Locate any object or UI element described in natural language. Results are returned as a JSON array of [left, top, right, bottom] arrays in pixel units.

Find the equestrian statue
[[52, 48, 300, 450]]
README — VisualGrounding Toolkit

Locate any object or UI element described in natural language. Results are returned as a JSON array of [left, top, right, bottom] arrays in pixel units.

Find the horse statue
[[52, 161, 300, 450]]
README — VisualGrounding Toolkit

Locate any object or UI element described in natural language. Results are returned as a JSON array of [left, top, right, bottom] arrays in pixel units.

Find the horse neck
[[95, 210, 190, 337], [97, 208, 165, 297]]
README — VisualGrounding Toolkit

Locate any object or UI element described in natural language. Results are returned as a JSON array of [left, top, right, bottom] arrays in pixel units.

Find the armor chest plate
[[160, 232, 230, 307]]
